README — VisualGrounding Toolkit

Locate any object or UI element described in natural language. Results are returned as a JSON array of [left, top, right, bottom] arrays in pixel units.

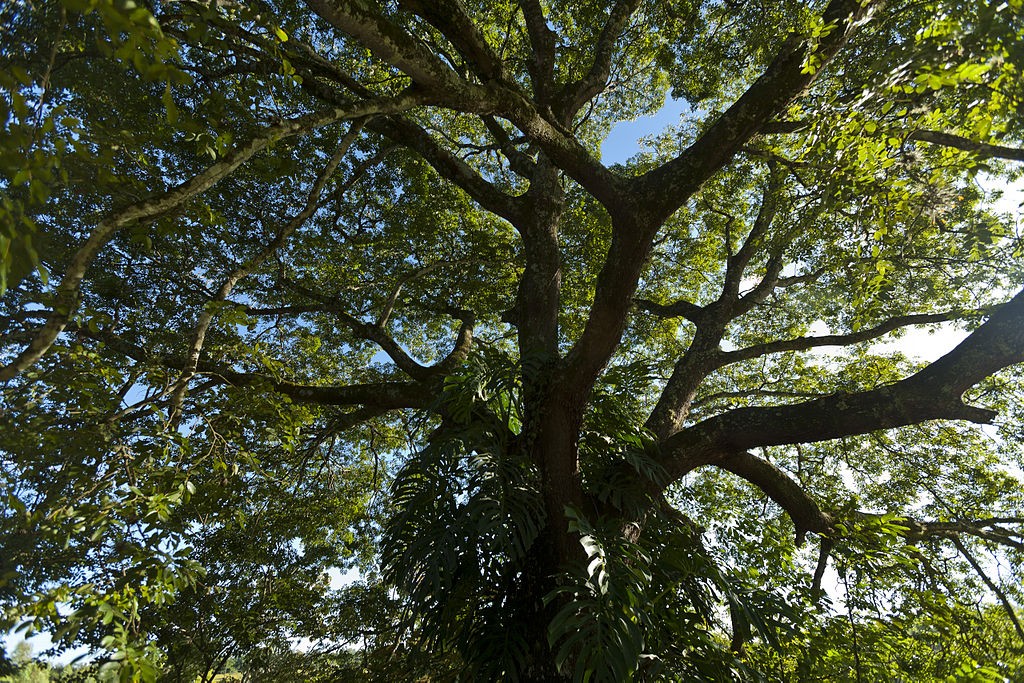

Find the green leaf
[[162, 83, 178, 124]]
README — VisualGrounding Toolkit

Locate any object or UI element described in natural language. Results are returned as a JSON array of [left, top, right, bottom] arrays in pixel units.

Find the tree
[[2, 0, 1024, 679], [4, 643, 49, 683]]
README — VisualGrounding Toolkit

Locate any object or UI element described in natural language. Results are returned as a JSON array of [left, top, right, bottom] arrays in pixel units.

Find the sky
[[601, 97, 691, 164]]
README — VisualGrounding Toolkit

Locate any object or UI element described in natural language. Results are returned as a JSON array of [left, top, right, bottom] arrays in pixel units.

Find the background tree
[[3, 643, 50, 683], [2, 0, 1024, 680]]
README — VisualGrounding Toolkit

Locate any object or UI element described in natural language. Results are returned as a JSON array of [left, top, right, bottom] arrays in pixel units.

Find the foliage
[[1, 0, 1024, 680], [381, 352, 547, 679]]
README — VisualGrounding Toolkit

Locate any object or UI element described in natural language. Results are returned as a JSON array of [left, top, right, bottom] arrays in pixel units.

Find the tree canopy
[[2, 0, 1024, 679]]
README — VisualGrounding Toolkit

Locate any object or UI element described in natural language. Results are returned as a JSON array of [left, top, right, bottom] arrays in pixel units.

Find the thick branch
[[554, 0, 642, 119], [712, 453, 1024, 548], [632, 0, 875, 224], [764, 121, 1024, 162], [717, 451, 833, 542], [733, 255, 786, 318], [493, 93, 626, 212], [285, 43, 527, 222], [555, 0, 874, 403], [337, 312, 436, 380], [518, 0, 557, 103], [775, 268, 826, 289], [644, 324, 727, 440], [658, 287, 1024, 478], [710, 452, 1024, 625], [341, 309, 474, 381], [911, 521, 1024, 552], [397, 0, 507, 82], [305, 0, 467, 92], [812, 539, 833, 594], [691, 388, 826, 408], [480, 115, 536, 177], [722, 170, 783, 300], [296, 65, 524, 220], [368, 116, 526, 223], [643, 191, 789, 438], [248, 300, 471, 382], [211, 371, 435, 409], [433, 310, 476, 374], [907, 130, 1024, 162], [633, 298, 703, 323], [282, 277, 473, 381]]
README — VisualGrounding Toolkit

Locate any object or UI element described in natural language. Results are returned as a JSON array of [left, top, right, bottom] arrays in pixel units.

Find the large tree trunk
[[510, 156, 587, 679], [515, 528, 576, 681]]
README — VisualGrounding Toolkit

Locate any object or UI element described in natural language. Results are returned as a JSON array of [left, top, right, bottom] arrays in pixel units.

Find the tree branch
[[305, 0, 468, 93], [75, 327, 437, 410], [301, 0, 621, 215], [215, 373, 436, 409], [397, 0, 507, 82], [284, 36, 528, 223], [716, 450, 833, 542], [734, 254, 787, 315], [169, 121, 366, 417], [367, 116, 526, 224], [722, 169, 783, 300], [642, 182, 790, 438], [690, 388, 827, 409], [554, 0, 876, 404], [658, 287, 1024, 478], [907, 130, 1024, 162], [281, 276, 473, 381], [433, 309, 476, 374], [949, 535, 1024, 641], [0, 93, 422, 383], [763, 121, 1024, 162], [711, 451, 1024, 559], [812, 539, 833, 594], [775, 268, 826, 289], [717, 310, 978, 367], [518, 0, 557, 103], [914, 522, 1024, 552], [633, 297, 704, 323], [554, 0, 643, 120], [480, 115, 537, 177], [631, 0, 877, 225]]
